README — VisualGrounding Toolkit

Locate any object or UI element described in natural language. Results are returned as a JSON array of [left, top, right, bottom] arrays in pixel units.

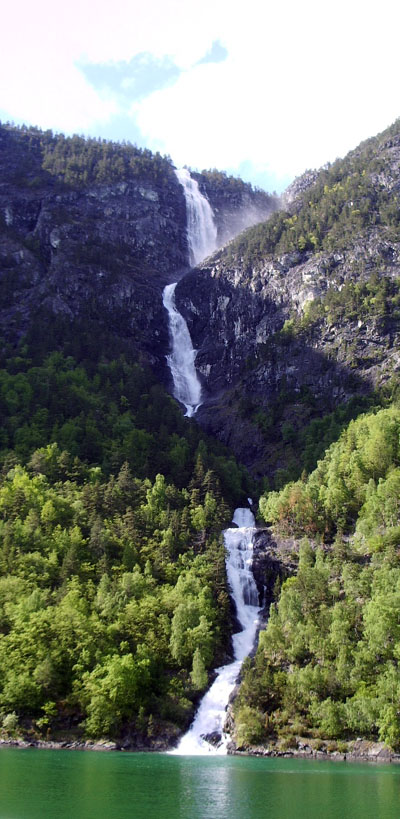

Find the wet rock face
[[176, 258, 293, 395], [251, 528, 295, 609], [176, 227, 400, 397]]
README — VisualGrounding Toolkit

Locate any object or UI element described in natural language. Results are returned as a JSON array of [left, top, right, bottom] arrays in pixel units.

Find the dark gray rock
[[251, 528, 295, 609], [0, 158, 188, 371], [201, 731, 222, 747]]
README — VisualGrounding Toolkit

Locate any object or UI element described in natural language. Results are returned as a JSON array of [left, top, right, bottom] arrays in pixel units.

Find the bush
[[2, 712, 19, 736], [235, 706, 265, 747]]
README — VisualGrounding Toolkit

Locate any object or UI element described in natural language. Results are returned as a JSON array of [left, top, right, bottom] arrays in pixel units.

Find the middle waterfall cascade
[[162, 283, 202, 418], [171, 508, 260, 755], [163, 168, 218, 416]]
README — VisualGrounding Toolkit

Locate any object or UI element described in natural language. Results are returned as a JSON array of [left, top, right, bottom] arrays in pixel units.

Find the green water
[[0, 749, 399, 819]]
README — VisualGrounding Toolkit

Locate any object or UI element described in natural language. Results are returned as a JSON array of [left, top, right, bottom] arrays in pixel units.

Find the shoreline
[[229, 738, 400, 765], [2, 736, 400, 764]]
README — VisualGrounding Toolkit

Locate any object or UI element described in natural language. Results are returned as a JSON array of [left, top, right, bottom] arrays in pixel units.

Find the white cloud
[[0, 0, 225, 133], [1, 0, 399, 189], [133, 0, 400, 186]]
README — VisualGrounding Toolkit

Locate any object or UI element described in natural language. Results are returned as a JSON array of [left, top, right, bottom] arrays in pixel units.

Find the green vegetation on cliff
[[194, 168, 272, 199], [235, 406, 400, 750], [260, 406, 400, 541], [0, 344, 248, 499], [0, 455, 229, 741], [0, 122, 176, 189], [226, 118, 400, 267]]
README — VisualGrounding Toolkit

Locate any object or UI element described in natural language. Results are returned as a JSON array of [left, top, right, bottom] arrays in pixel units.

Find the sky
[[1, 0, 399, 193]]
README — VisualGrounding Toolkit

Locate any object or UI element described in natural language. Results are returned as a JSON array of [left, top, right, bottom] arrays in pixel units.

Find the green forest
[[0, 342, 251, 744], [0, 123, 176, 189], [235, 405, 400, 751]]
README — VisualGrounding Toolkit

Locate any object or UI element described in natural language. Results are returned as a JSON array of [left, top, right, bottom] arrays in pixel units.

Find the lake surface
[[0, 749, 399, 819]]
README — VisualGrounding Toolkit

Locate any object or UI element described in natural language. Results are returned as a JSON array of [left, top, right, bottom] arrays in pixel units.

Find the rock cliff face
[[0, 126, 277, 377], [177, 227, 400, 394], [175, 123, 400, 476], [251, 527, 295, 610], [0, 125, 190, 366], [174, 244, 398, 475]]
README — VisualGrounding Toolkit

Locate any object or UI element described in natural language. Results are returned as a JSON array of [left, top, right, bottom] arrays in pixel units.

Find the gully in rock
[[163, 168, 218, 417], [171, 508, 260, 756]]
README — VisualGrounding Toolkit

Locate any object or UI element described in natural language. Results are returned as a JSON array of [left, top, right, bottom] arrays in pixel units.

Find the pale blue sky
[[1, 0, 399, 193]]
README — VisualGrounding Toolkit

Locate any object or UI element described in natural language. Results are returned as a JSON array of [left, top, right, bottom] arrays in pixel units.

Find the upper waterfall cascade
[[163, 169, 218, 416], [175, 167, 218, 266], [170, 507, 260, 755]]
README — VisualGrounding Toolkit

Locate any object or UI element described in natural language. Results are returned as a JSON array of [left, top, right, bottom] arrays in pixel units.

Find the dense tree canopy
[[0, 123, 176, 189], [0, 342, 252, 742], [235, 405, 400, 751]]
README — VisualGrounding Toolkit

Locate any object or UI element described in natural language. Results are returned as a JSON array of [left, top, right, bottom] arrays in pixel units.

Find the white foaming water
[[162, 283, 202, 418], [175, 168, 217, 266], [163, 169, 218, 417], [171, 507, 260, 755]]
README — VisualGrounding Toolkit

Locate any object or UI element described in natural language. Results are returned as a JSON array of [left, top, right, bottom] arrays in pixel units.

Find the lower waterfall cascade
[[170, 507, 260, 755]]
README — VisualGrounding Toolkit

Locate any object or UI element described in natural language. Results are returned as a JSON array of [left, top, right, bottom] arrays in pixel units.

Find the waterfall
[[163, 169, 217, 416], [175, 168, 217, 267], [162, 282, 202, 418], [170, 508, 260, 755]]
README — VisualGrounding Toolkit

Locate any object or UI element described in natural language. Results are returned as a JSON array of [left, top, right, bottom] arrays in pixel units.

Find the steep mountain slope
[[176, 119, 400, 480], [0, 126, 187, 368], [2, 118, 400, 752], [0, 125, 273, 746], [0, 124, 276, 372]]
